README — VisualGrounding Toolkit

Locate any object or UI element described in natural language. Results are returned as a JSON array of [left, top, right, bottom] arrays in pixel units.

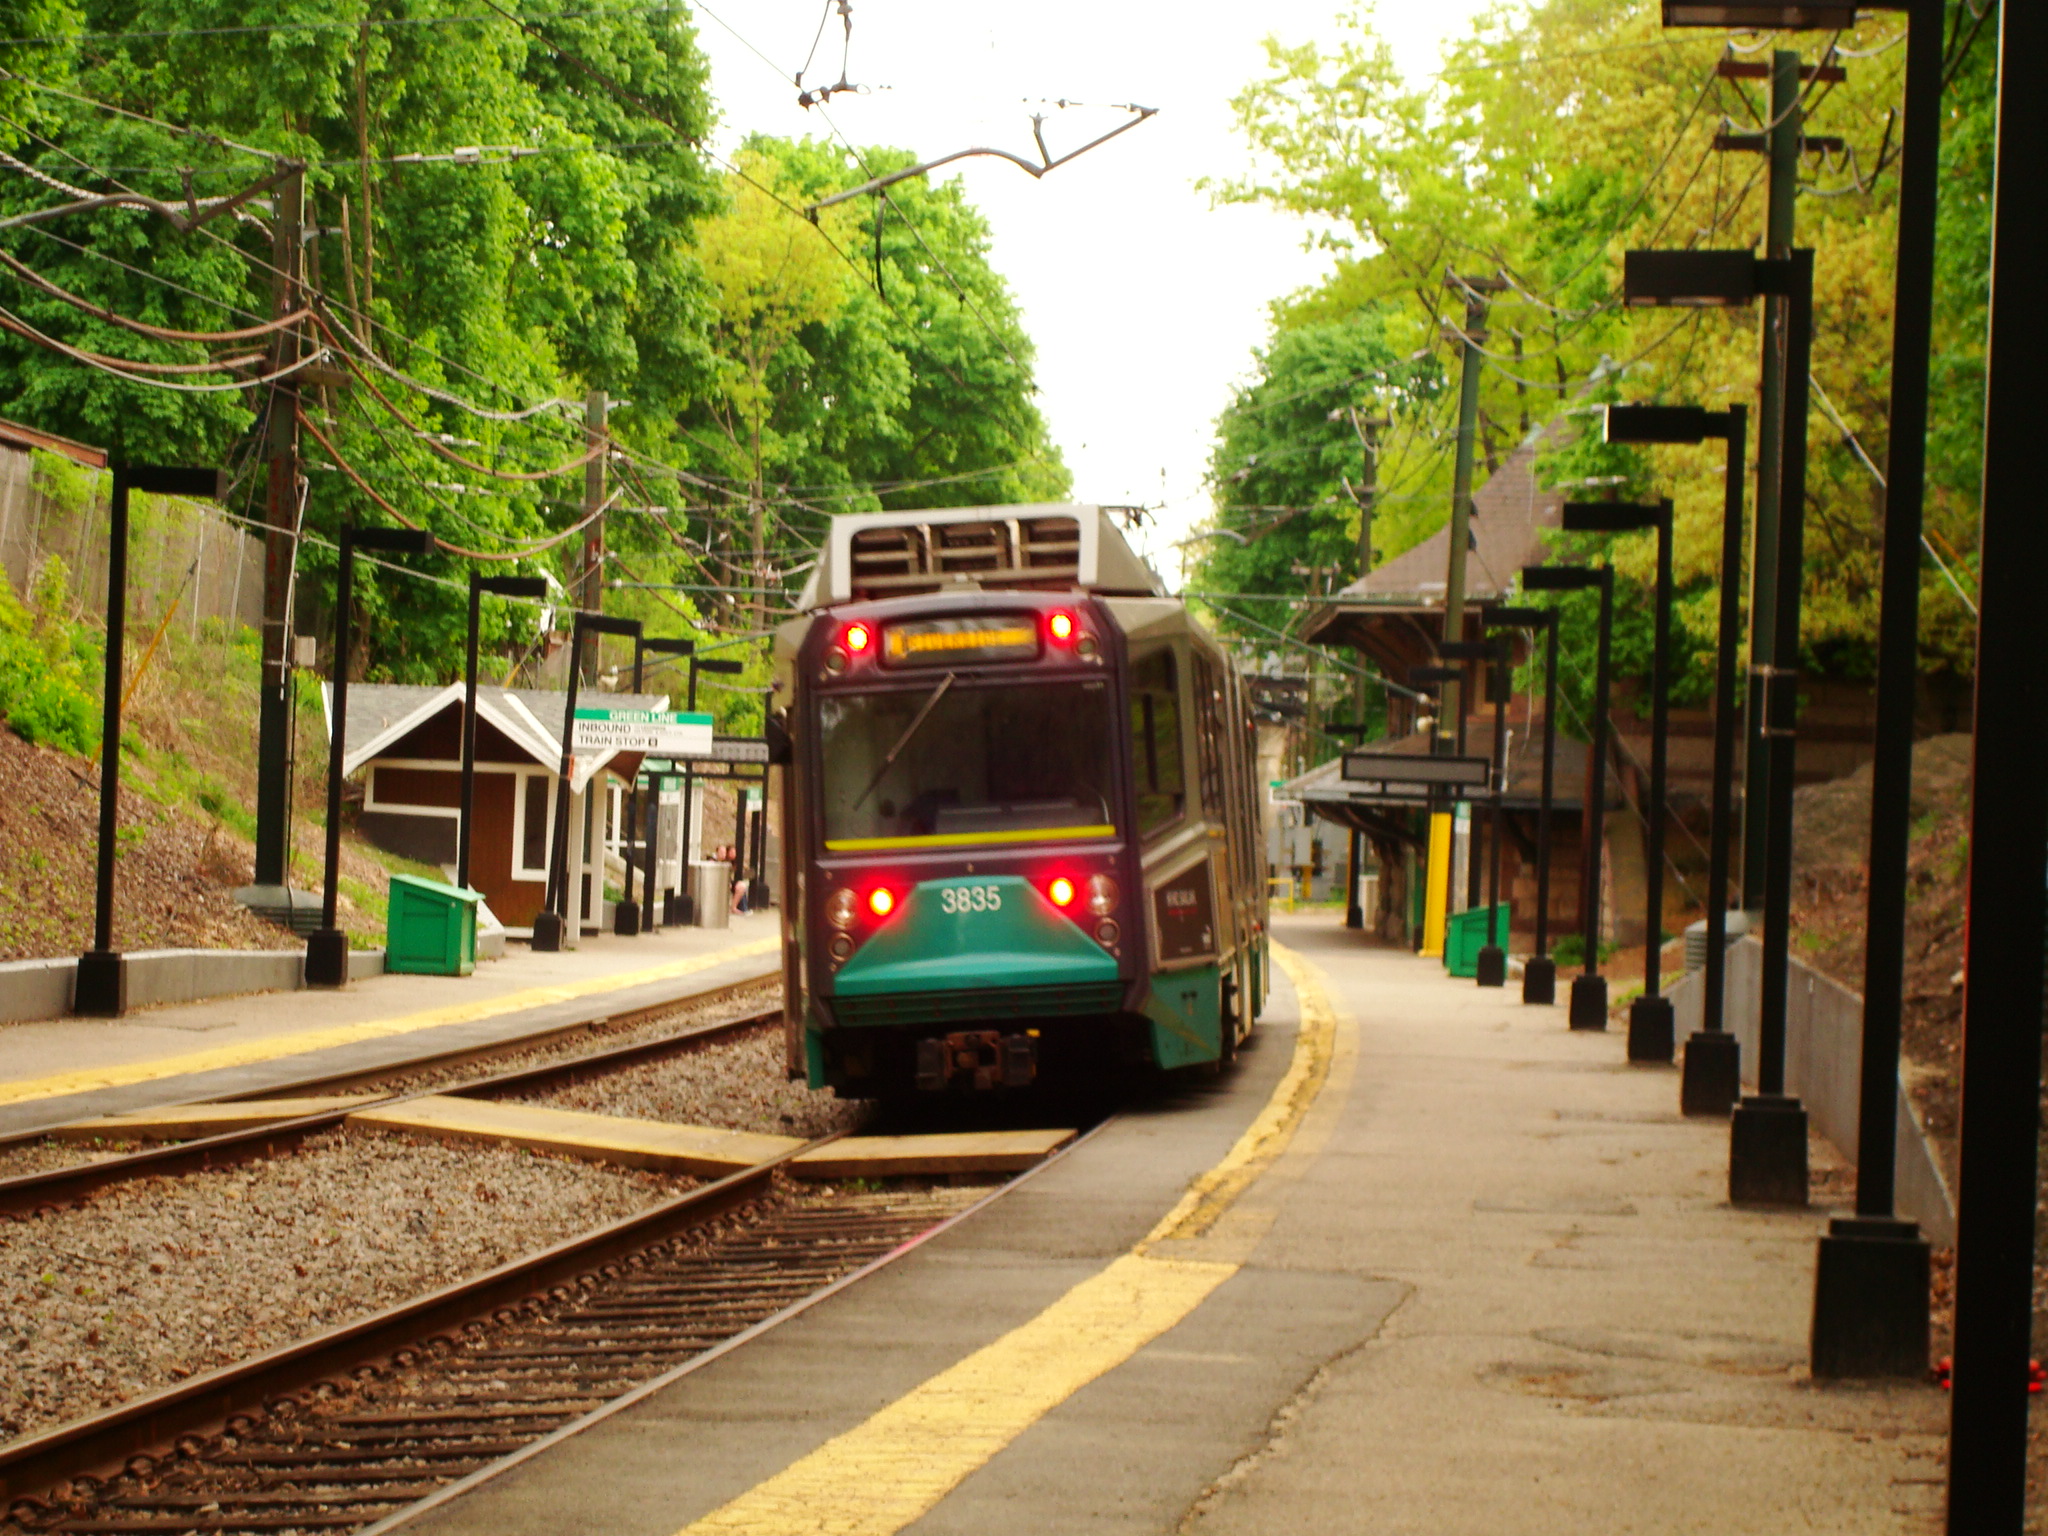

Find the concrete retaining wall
[[0, 947, 386, 1025], [1666, 937, 1956, 1243]]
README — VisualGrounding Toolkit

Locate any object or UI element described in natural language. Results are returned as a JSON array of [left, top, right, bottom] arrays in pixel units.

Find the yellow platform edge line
[[0, 935, 780, 1109], [672, 940, 1338, 1536]]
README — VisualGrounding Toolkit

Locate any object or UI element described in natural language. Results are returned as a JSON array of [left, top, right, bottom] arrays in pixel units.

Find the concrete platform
[[396, 911, 1945, 1536], [0, 917, 780, 1139], [350, 1095, 804, 1175]]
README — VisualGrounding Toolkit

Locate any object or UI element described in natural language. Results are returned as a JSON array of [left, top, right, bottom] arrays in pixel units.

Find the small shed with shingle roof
[[328, 683, 666, 935]]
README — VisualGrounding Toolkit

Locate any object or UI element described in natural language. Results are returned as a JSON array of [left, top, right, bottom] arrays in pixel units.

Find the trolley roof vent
[[803, 504, 1163, 608]]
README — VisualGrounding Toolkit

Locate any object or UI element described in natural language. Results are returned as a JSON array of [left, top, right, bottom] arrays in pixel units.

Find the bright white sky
[[690, 0, 1496, 586]]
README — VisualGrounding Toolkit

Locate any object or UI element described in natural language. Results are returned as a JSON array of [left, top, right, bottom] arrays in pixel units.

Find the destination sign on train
[[882, 616, 1040, 667], [571, 707, 715, 755]]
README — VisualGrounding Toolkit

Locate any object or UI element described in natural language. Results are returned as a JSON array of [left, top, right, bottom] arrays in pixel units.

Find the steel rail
[[0, 1001, 782, 1219], [0, 1137, 818, 1509]]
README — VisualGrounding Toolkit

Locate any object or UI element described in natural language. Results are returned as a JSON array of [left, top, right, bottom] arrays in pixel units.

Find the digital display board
[[882, 616, 1040, 667]]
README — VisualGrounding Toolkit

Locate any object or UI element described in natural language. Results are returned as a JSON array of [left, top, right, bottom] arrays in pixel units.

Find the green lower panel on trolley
[[1143, 963, 1222, 1069], [831, 874, 1118, 999], [833, 980, 1125, 1028]]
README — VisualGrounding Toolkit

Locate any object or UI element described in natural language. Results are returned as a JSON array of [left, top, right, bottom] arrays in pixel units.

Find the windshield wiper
[[853, 671, 956, 810]]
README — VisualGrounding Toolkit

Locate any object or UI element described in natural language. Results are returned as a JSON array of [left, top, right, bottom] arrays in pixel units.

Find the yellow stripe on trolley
[[822, 825, 1115, 852]]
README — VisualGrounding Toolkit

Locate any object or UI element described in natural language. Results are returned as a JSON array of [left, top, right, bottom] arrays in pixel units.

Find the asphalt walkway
[[396, 909, 1945, 1536], [0, 916, 780, 1136]]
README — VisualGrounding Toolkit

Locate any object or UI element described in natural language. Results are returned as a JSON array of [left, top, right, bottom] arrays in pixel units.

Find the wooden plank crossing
[[347, 1095, 803, 1174], [48, 1095, 384, 1141], [791, 1129, 1076, 1179]]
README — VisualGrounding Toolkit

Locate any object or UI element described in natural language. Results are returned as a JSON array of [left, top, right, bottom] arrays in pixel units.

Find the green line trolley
[[771, 504, 1269, 1098]]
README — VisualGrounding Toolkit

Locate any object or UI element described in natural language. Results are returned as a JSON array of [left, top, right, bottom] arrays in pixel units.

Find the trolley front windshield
[[818, 678, 1116, 850]]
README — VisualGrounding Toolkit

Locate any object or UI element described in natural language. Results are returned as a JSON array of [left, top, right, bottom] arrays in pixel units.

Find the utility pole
[[252, 164, 304, 899], [1714, 51, 1842, 912], [579, 390, 607, 682], [1432, 271, 1503, 951]]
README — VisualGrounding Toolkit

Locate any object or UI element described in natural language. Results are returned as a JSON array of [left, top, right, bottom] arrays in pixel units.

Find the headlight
[[1085, 873, 1119, 916], [825, 888, 858, 929]]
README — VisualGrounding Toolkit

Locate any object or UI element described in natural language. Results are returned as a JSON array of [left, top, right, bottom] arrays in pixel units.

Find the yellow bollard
[[1421, 811, 1451, 957]]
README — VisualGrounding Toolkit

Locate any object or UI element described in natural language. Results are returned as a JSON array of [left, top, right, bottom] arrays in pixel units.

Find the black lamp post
[[1624, 246, 1815, 1205], [1520, 563, 1614, 1030], [74, 464, 226, 1017], [306, 523, 439, 988], [675, 654, 744, 924], [1561, 498, 1676, 1064], [458, 574, 550, 894], [1475, 638, 1512, 987], [1604, 403, 1750, 1111], [532, 611, 641, 953], [615, 636, 694, 936], [1947, 0, 2046, 1511], [1483, 605, 1561, 1006]]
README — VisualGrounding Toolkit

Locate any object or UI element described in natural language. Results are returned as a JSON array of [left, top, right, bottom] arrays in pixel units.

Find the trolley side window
[[1192, 653, 1227, 821], [1129, 647, 1185, 837]]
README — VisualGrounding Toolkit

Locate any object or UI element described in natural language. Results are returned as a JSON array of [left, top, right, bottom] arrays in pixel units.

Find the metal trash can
[[1444, 904, 1510, 979], [690, 861, 731, 929], [384, 874, 482, 976]]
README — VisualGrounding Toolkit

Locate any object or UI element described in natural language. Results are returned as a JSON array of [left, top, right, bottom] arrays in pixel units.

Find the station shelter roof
[[1301, 428, 1566, 684], [323, 682, 668, 792]]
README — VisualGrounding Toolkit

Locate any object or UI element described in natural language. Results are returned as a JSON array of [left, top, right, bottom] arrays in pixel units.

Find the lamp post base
[[74, 949, 126, 1017], [1522, 955, 1556, 1005], [304, 929, 349, 989], [1730, 1093, 1809, 1206], [613, 900, 641, 937], [531, 911, 565, 953], [1627, 994, 1675, 1063], [1680, 1030, 1741, 1116], [1568, 973, 1608, 1030], [748, 878, 770, 911], [1475, 945, 1507, 987], [678, 891, 696, 927], [1811, 1216, 1931, 1379]]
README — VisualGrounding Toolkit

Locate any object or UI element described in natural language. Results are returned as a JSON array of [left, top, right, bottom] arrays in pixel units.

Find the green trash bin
[[385, 873, 482, 976], [1444, 904, 1510, 979]]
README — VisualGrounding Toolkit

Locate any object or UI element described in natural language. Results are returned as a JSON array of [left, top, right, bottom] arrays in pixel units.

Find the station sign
[[1339, 751, 1492, 799], [571, 707, 715, 755]]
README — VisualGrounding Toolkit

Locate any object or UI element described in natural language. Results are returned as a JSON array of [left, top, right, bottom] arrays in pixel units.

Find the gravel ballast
[[0, 1129, 691, 1443], [510, 1024, 867, 1141]]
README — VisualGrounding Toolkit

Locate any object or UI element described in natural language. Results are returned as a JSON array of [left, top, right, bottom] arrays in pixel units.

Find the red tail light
[[844, 621, 873, 654], [866, 886, 897, 919], [1047, 876, 1076, 908], [1047, 610, 1078, 643]]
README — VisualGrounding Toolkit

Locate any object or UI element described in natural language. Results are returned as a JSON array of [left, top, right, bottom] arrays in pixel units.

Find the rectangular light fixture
[[579, 613, 643, 638], [126, 465, 228, 500], [1409, 664, 1463, 685], [1562, 500, 1667, 533], [1604, 403, 1715, 445], [1661, 2, 1859, 26], [642, 638, 696, 655], [1342, 751, 1492, 788], [478, 575, 550, 599], [1624, 249, 1759, 307], [1521, 565, 1603, 593], [696, 658, 746, 676], [353, 526, 438, 556], [1481, 605, 1550, 628]]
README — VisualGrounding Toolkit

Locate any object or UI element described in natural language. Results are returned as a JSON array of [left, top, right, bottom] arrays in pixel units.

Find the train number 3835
[[939, 883, 1003, 914]]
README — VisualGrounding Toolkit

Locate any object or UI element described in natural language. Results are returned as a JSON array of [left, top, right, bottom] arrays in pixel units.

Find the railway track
[[0, 1132, 1069, 1536], [0, 992, 783, 1219]]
